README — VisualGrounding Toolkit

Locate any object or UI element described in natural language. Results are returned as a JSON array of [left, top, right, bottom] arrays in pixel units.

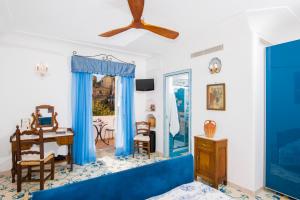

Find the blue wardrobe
[[266, 39, 300, 199]]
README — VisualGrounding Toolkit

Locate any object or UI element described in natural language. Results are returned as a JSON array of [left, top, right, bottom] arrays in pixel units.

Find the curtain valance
[[71, 55, 136, 78]]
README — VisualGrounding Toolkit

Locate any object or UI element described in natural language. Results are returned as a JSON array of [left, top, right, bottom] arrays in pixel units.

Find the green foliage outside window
[[93, 75, 115, 116], [93, 100, 114, 116]]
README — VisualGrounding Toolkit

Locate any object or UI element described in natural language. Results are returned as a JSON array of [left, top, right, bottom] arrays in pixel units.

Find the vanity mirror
[[31, 105, 59, 131]]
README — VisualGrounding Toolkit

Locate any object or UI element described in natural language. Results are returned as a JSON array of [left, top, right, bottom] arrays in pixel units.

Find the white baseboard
[[155, 151, 164, 157], [227, 181, 256, 196]]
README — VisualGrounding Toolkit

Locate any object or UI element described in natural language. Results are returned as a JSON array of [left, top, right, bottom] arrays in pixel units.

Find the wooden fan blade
[[99, 25, 132, 37], [142, 23, 179, 39], [128, 0, 144, 21]]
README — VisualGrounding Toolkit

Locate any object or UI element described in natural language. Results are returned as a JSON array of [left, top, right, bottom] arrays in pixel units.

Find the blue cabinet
[[266, 39, 300, 199]]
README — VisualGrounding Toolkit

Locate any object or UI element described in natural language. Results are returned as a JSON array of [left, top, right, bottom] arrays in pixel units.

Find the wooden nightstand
[[194, 135, 227, 188]]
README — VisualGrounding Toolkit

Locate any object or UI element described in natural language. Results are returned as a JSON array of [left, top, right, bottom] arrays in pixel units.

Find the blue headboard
[[32, 154, 194, 200]]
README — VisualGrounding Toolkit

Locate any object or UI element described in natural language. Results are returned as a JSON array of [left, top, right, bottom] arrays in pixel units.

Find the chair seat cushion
[[134, 134, 150, 142], [17, 146, 54, 166]]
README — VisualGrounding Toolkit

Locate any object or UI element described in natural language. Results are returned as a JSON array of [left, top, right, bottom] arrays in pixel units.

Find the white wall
[[253, 35, 268, 190], [0, 33, 148, 172], [145, 14, 265, 192]]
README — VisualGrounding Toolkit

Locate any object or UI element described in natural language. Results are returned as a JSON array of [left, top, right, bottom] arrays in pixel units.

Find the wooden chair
[[15, 126, 55, 192], [133, 121, 151, 159]]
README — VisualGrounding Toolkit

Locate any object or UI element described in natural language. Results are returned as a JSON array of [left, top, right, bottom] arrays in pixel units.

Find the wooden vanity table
[[9, 105, 74, 183]]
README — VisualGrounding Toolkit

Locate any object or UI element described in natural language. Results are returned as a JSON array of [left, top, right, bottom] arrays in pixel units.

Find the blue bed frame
[[32, 154, 194, 200]]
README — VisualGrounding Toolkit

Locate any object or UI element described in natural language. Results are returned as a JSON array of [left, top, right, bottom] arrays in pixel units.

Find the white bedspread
[[148, 181, 232, 200]]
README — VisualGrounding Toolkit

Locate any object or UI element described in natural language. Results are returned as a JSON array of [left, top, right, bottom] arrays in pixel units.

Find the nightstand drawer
[[198, 139, 214, 151]]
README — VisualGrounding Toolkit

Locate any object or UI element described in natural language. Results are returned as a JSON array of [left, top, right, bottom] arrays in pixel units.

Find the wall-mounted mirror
[[164, 69, 192, 158], [31, 105, 58, 131]]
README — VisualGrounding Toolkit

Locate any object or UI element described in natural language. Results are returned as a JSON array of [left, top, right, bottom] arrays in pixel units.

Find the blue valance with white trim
[[71, 55, 136, 77]]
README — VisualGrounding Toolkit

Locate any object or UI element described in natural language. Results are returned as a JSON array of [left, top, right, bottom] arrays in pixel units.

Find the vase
[[204, 120, 216, 138], [147, 115, 156, 128]]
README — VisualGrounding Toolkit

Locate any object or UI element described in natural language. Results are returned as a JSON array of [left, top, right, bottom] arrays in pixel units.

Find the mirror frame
[[31, 105, 59, 132], [163, 69, 192, 158]]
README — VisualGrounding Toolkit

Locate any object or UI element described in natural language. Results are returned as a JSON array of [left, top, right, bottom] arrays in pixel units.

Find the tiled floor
[[219, 185, 283, 200], [0, 148, 290, 200], [95, 138, 115, 150], [0, 153, 163, 200]]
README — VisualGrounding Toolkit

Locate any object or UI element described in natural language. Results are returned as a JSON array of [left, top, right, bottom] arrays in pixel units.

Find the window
[[92, 75, 115, 116]]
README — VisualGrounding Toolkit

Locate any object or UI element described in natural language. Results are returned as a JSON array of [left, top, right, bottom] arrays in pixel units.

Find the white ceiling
[[1, 0, 300, 55], [247, 6, 300, 44]]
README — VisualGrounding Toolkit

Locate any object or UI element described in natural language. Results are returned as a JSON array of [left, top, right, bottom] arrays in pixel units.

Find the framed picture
[[207, 83, 226, 110]]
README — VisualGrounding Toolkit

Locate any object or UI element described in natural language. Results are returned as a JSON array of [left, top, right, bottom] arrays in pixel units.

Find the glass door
[[164, 69, 191, 158]]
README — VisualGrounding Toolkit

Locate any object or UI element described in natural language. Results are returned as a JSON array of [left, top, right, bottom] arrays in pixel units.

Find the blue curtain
[[72, 72, 96, 165], [115, 77, 135, 156], [71, 55, 136, 161]]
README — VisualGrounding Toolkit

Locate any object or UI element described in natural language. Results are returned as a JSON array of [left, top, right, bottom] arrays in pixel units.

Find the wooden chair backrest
[[15, 126, 44, 162], [135, 121, 150, 136]]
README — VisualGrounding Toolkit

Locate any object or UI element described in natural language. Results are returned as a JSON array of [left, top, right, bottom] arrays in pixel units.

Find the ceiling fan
[[99, 0, 179, 39]]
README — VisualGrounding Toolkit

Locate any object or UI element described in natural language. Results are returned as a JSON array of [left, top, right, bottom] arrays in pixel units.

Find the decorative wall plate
[[208, 57, 222, 74]]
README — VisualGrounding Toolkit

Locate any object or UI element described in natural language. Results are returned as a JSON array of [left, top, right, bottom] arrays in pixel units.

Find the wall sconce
[[208, 57, 222, 74], [35, 63, 48, 77]]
